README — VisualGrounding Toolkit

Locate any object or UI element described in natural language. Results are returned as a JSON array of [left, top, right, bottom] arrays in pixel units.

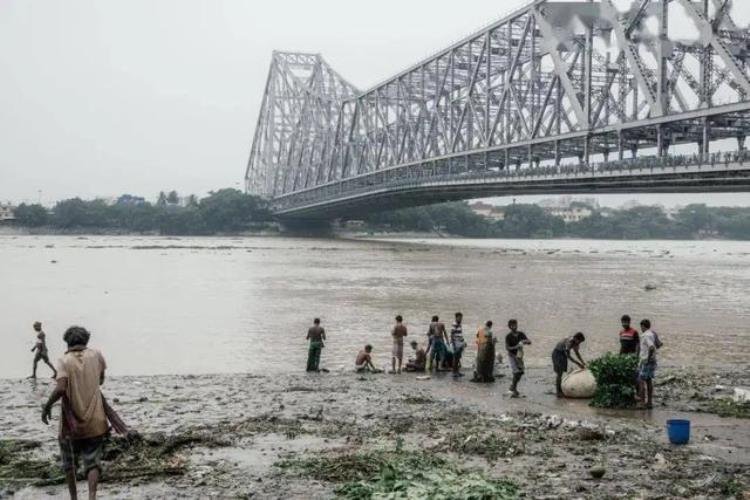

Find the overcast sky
[[1, 0, 749, 208]]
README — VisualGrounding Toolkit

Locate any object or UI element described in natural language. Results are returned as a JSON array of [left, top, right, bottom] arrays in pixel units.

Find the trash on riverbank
[[2, 372, 749, 498], [705, 398, 750, 419], [0, 430, 231, 488]]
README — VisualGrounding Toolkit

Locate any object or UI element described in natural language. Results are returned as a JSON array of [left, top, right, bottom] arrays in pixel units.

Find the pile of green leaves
[[335, 456, 517, 500], [337, 467, 517, 500], [278, 450, 517, 499], [588, 353, 639, 408], [276, 451, 416, 483]]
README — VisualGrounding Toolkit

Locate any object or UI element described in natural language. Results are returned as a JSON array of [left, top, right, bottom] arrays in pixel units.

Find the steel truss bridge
[[246, 0, 750, 218]]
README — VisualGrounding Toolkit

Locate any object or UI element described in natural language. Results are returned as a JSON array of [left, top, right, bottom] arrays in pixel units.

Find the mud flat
[[1, 368, 749, 499]]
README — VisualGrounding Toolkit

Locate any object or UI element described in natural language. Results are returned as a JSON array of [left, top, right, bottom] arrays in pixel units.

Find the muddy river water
[[1, 235, 749, 378]]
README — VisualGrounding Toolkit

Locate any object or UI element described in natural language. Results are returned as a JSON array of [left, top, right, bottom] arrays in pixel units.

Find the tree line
[[11, 190, 750, 240], [13, 189, 274, 235], [361, 202, 750, 240]]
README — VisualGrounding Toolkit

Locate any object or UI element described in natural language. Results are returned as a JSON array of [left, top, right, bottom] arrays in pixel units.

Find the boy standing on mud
[[427, 316, 448, 371], [306, 318, 326, 372], [505, 319, 531, 398], [391, 315, 408, 374], [29, 321, 57, 379], [450, 312, 466, 378], [42, 326, 107, 500], [638, 319, 658, 409], [618, 315, 640, 356]]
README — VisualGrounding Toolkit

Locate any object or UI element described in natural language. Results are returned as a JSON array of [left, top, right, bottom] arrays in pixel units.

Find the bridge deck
[[274, 154, 750, 218]]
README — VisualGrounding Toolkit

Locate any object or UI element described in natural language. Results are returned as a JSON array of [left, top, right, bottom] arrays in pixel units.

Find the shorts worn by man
[[42, 326, 108, 500]]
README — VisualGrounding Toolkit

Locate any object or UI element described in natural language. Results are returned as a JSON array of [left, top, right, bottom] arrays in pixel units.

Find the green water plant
[[588, 353, 640, 409], [278, 450, 518, 499]]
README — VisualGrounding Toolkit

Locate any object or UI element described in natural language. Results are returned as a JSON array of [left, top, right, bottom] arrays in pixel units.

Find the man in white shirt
[[638, 319, 658, 409]]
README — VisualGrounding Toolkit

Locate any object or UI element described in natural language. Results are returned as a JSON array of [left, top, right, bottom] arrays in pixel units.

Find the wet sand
[[2, 366, 749, 499]]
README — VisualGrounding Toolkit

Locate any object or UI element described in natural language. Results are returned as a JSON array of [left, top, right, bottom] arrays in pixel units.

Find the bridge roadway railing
[[271, 150, 750, 214]]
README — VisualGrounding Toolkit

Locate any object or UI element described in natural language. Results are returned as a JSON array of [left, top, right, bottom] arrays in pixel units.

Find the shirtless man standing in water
[[30, 321, 58, 379]]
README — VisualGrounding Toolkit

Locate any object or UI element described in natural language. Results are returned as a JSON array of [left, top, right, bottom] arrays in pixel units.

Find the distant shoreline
[[1, 225, 747, 242]]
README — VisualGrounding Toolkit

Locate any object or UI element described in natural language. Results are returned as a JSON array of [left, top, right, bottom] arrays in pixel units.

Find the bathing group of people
[[306, 313, 662, 407], [23, 314, 660, 500]]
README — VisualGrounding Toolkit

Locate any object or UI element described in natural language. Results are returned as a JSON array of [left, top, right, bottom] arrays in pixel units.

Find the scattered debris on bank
[[1, 372, 749, 499], [657, 367, 750, 419]]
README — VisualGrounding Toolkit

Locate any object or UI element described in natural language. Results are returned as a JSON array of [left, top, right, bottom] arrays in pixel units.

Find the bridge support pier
[[528, 145, 533, 169], [583, 136, 591, 166], [618, 132, 625, 161], [702, 118, 711, 157], [657, 126, 668, 158]]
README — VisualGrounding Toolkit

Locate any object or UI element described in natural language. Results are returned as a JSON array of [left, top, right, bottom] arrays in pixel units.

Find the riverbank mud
[[1, 367, 749, 499]]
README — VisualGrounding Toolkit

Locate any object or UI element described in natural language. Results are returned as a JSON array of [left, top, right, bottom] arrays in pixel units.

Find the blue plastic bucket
[[667, 419, 691, 445]]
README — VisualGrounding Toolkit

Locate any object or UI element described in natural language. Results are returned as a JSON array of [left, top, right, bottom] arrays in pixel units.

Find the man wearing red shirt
[[619, 315, 640, 356]]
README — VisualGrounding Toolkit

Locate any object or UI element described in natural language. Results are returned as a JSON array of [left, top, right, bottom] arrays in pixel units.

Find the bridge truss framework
[[246, 0, 750, 217]]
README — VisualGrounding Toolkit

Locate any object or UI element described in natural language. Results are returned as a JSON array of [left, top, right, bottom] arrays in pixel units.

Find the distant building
[[620, 200, 641, 210], [117, 194, 147, 206], [664, 205, 683, 220], [343, 220, 366, 229], [599, 207, 616, 218], [0, 203, 16, 222], [545, 204, 593, 223], [538, 196, 600, 210], [469, 201, 505, 221]]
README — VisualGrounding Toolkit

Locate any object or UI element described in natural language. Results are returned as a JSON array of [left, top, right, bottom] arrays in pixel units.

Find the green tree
[[52, 199, 110, 228], [158, 207, 207, 235], [499, 204, 564, 238], [198, 189, 271, 232], [363, 202, 498, 237], [14, 203, 49, 227], [167, 190, 180, 205], [676, 204, 715, 236]]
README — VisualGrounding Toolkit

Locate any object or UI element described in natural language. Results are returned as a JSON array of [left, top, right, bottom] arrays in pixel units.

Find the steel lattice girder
[[245, 0, 750, 208]]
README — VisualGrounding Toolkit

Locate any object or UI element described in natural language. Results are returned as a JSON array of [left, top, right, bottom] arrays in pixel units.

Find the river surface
[[1, 235, 749, 378]]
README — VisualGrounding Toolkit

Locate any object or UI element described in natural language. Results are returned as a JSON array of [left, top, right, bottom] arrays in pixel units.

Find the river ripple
[[1, 235, 748, 378]]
